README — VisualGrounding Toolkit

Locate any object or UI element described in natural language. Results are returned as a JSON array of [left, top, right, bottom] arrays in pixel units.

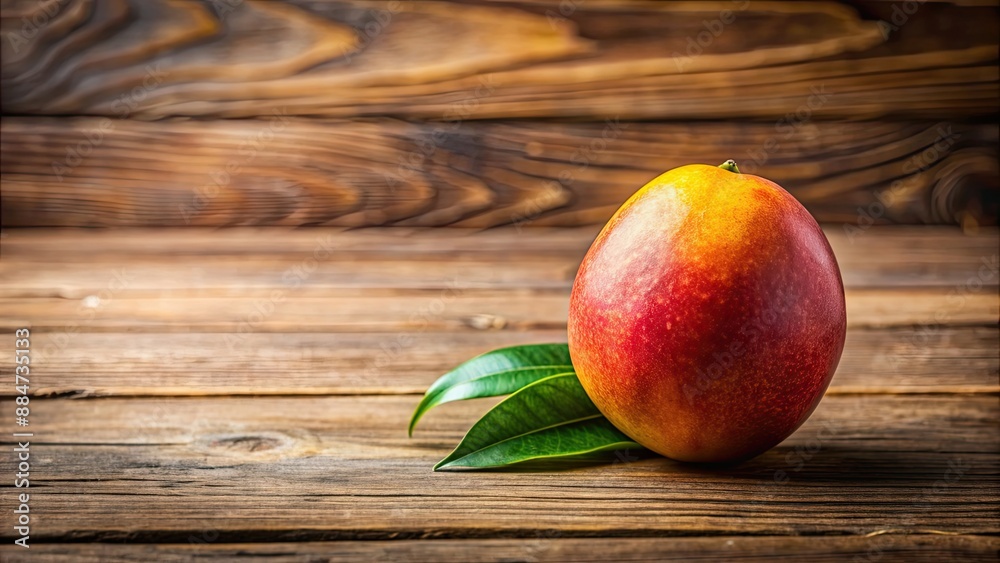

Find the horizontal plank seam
[[2, 389, 998, 400], [9, 529, 1000, 544], [0, 322, 995, 334]]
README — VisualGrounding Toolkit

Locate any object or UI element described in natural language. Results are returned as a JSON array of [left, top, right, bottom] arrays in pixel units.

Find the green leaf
[[434, 373, 643, 470], [408, 343, 573, 436]]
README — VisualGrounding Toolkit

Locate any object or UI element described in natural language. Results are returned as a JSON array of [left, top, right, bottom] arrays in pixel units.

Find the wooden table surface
[[0, 225, 997, 562]]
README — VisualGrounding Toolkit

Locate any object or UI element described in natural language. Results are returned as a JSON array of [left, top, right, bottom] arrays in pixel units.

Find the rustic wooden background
[[0, 0, 998, 561], [0, 225, 997, 562], [1, 0, 998, 228]]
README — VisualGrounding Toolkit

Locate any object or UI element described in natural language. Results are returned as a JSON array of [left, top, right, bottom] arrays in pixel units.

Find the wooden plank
[[8, 535, 1000, 563], [0, 227, 598, 259], [1, 1, 996, 119], [0, 227, 997, 293], [0, 291, 569, 332], [0, 227, 994, 395], [2, 119, 997, 228], [0, 287, 995, 332], [0, 394, 995, 540], [831, 326, 999, 394], [0, 258, 579, 296], [1, 226, 995, 263], [0, 326, 995, 397]]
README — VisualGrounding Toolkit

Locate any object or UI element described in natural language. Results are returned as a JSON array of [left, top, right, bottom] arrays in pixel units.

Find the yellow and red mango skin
[[568, 164, 846, 463]]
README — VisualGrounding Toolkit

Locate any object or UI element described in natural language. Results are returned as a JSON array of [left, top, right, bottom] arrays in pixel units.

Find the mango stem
[[719, 160, 740, 173]]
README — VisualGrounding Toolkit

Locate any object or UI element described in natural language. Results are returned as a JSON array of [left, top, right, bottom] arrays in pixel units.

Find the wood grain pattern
[[1, 326, 995, 397], [1, 227, 996, 396], [0, 0, 96, 77], [1, 119, 997, 227], [4, 288, 994, 332], [0, 227, 995, 396], [1, 227, 997, 293], [8, 535, 1000, 563], [0, 227, 995, 557], [1, 0, 996, 557], [0, 394, 995, 540], [1, 1, 997, 119]]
